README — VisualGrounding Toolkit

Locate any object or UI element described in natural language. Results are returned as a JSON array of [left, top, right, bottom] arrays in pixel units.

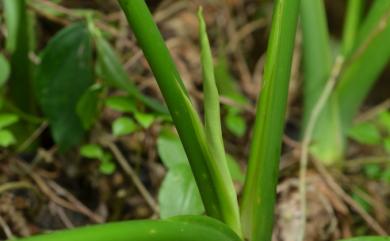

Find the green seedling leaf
[[348, 122, 381, 145], [99, 159, 116, 175], [159, 164, 204, 218], [0, 54, 10, 87], [378, 111, 390, 135], [112, 117, 138, 137], [80, 144, 104, 159], [105, 96, 137, 113], [226, 155, 245, 183], [363, 164, 382, 180], [0, 129, 16, 147], [94, 35, 167, 114], [0, 113, 19, 129], [77, 84, 103, 130], [36, 23, 93, 151], [135, 112, 155, 128], [157, 131, 204, 218], [225, 111, 246, 137]]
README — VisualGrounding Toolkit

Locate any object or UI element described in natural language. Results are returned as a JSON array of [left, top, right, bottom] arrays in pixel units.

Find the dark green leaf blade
[[35, 23, 93, 151]]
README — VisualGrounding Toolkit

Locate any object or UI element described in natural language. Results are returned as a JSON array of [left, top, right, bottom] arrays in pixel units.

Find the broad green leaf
[[135, 112, 155, 128], [35, 23, 93, 151], [0, 129, 16, 147], [105, 96, 137, 113], [112, 117, 138, 137], [157, 130, 188, 168], [159, 164, 204, 218], [14, 215, 242, 241], [77, 84, 103, 130], [80, 144, 104, 159], [0, 54, 10, 87], [0, 113, 19, 129], [94, 35, 167, 114], [378, 111, 390, 135], [157, 131, 204, 218], [226, 155, 245, 183], [348, 122, 381, 145], [225, 112, 246, 137]]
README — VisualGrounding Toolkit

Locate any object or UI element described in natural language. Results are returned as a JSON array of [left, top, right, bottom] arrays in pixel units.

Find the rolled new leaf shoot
[[198, 8, 241, 236]]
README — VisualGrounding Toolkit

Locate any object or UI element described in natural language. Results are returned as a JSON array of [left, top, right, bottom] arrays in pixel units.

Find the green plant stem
[[118, 0, 241, 234], [336, 0, 390, 129], [15, 216, 242, 241], [4, 0, 35, 113], [300, 0, 332, 128], [240, 0, 300, 241], [342, 0, 364, 56]]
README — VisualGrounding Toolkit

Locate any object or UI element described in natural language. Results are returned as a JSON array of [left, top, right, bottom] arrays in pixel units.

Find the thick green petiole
[[15, 216, 242, 241], [240, 0, 301, 241]]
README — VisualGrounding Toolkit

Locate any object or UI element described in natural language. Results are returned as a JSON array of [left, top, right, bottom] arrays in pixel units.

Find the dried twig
[[99, 137, 159, 214], [16, 160, 104, 223], [0, 215, 14, 240], [313, 159, 388, 235], [298, 56, 345, 241]]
